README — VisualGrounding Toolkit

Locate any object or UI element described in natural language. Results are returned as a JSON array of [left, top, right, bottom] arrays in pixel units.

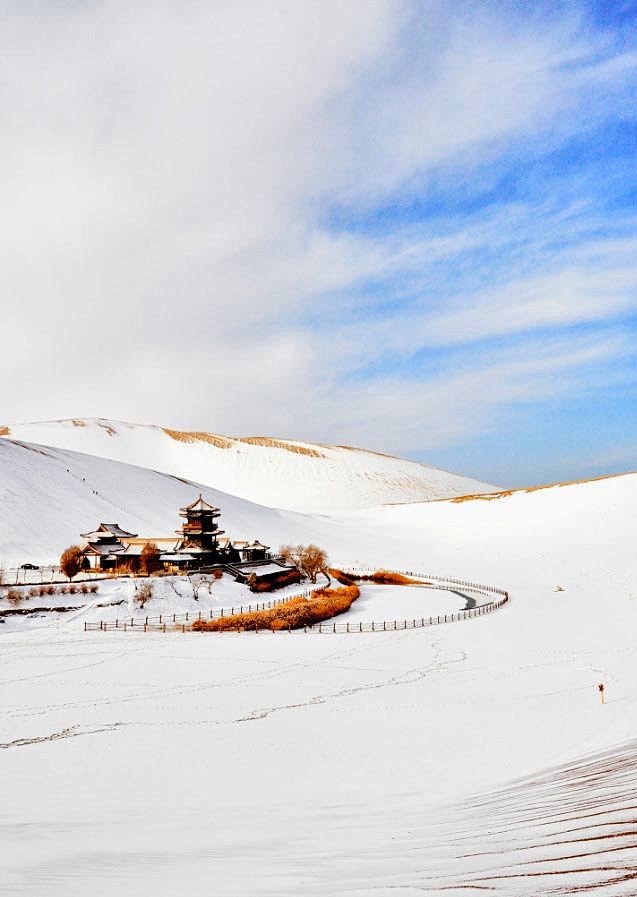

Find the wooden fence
[[84, 589, 315, 632], [84, 570, 509, 634]]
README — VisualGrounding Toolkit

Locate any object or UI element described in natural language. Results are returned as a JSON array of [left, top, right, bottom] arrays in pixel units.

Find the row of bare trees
[[56, 542, 329, 583]]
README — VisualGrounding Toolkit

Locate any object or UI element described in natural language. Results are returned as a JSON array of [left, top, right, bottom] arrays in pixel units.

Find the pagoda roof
[[179, 494, 220, 513], [83, 541, 127, 556], [80, 523, 138, 539]]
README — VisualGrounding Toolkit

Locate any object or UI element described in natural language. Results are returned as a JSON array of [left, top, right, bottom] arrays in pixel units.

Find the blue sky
[[1, 0, 636, 486]]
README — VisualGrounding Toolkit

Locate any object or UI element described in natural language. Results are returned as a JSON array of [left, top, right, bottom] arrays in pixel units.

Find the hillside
[[2, 446, 636, 895], [1, 434, 634, 592], [0, 418, 495, 512], [0, 438, 318, 567]]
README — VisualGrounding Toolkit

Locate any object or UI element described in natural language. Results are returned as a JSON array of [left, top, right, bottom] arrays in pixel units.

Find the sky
[[1, 0, 636, 487]]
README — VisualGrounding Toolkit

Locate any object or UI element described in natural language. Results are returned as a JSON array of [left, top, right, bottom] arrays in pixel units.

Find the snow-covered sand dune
[[0, 417, 496, 511], [0, 437, 313, 566], [1, 435, 636, 895]]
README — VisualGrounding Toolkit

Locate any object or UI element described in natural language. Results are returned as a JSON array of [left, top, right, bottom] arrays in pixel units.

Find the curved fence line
[[84, 587, 316, 632], [84, 569, 509, 634]]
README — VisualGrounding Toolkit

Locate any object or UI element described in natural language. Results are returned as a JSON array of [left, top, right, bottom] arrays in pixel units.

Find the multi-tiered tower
[[175, 495, 225, 564]]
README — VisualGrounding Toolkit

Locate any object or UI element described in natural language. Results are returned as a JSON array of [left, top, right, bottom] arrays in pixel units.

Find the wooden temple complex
[[80, 495, 298, 588]]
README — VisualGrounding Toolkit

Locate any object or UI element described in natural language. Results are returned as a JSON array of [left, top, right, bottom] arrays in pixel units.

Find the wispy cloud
[[1, 0, 636, 481]]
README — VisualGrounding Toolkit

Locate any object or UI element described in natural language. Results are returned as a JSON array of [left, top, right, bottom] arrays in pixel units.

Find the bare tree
[[278, 544, 329, 584], [140, 542, 162, 576], [190, 568, 222, 600], [60, 546, 83, 582], [135, 580, 153, 607]]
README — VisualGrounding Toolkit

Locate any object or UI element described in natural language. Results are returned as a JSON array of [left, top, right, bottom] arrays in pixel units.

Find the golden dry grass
[[192, 583, 360, 632], [0, 426, 10, 436], [330, 568, 422, 586]]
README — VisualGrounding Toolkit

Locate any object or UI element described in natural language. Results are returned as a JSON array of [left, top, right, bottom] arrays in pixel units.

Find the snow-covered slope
[[0, 418, 495, 511], [1, 448, 637, 895], [0, 438, 317, 566]]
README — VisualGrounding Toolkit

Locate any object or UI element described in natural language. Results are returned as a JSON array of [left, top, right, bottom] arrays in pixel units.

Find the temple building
[[174, 496, 229, 565], [80, 496, 273, 574]]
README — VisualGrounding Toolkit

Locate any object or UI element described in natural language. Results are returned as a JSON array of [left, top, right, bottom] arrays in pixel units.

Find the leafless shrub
[[136, 581, 154, 607]]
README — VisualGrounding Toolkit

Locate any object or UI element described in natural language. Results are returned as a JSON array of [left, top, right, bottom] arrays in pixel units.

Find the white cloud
[[0, 1, 635, 465]]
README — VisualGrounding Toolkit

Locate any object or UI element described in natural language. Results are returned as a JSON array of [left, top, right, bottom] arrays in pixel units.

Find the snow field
[[2, 571, 637, 895], [0, 440, 636, 894]]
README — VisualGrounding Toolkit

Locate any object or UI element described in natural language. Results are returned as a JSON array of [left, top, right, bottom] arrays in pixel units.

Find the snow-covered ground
[[1, 436, 636, 895], [331, 582, 475, 623], [2, 567, 636, 895], [0, 573, 324, 633], [1, 418, 496, 511]]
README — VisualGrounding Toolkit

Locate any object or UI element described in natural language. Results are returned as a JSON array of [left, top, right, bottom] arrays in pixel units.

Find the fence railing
[[84, 588, 315, 632], [84, 570, 509, 634]]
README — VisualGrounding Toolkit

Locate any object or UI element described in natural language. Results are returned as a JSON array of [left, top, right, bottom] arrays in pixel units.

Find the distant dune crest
[[0, 417, 497, 513]]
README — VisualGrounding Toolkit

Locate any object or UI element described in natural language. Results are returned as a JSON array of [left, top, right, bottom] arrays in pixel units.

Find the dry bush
[[331, 569, 421, 586], [60, 545, 83, 581], [6, 589, 23, 605], [192, 583, 360, 633], [46, 585, 56, 595], [247, 568, 303, 593], [136, 581, 154, 607], [80, 584, 89, 594], [329, 569, 358, 586], [68, 584, 78, 594], [89, 583, 98, 594], [28, 588, 39, 598], [140, 542, 162, 575]]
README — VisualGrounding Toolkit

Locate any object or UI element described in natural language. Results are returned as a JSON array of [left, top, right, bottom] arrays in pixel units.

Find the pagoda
[[175, 495, 226, 564], [80, 523, 138, 570]]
